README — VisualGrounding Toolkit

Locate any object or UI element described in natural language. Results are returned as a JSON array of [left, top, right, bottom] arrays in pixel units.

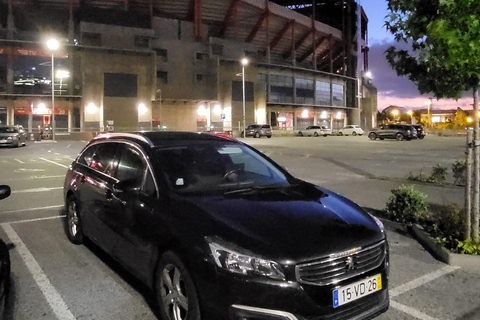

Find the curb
[[408, 224, 480, 270]]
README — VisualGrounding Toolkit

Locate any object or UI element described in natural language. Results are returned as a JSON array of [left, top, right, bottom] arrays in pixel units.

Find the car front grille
[[296, 240, 386, 286]]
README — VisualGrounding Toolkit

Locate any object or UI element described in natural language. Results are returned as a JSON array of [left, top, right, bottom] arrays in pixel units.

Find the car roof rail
[[94, 132, 154, 147]]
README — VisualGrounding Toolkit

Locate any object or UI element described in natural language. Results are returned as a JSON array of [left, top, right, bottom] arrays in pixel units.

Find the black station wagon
[[63, 131, 389, 320]]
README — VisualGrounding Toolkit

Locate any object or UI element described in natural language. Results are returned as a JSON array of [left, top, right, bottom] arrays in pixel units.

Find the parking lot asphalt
[[0, 135, 479, 320]]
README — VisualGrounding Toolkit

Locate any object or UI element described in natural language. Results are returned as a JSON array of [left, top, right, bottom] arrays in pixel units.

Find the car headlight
[[206, 237, 285, 280]]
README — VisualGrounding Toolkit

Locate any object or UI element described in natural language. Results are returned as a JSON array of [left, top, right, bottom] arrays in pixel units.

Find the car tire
[[267, 135, 272, 138], [66, 196, 84, 244], [254, 132, 260, 138], [396, 133, 404, 141], [419, 136, 424, 139], [299, 132, 303, 136], [368, 132, 377, 140], [155, 251, 200, 320], [0, 239, 11, 298], [314, 132, 319, 137], [352, 132, 357, 136], [338, 132, 343, 136]]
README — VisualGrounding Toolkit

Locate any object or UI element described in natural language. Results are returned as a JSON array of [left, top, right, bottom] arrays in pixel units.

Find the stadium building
[[0, 0, 377, 137]]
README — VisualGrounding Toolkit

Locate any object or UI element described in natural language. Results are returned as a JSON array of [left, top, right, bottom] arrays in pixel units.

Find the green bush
[[456, 239, 480, 255], [407, 164, 447, 184], [424, 204, 465, 250], [452, 159, 466, 186], [386, 185, 429, 224], [428, 164, 447, 184]]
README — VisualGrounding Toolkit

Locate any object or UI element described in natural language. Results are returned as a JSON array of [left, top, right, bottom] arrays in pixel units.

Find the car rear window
[[0, 127, 18, 133]]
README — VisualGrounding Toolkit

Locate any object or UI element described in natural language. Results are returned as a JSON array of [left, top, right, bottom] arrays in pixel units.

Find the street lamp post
[[425, 98, 432, 128], [46, 38, 59, 141], [241, 58, 249, 138]]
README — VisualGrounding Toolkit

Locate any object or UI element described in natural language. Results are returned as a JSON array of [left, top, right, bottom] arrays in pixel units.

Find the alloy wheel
[[160, 264, 189, 320]]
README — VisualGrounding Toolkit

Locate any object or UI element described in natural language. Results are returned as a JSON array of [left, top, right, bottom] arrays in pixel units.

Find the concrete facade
[[0, 0, 377, 136]]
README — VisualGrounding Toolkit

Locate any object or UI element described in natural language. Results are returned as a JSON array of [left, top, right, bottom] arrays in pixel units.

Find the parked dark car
[[412, 125, 426, 139], [243, 124, 272, 138], [64, 132, 389, 320], [0, 125, 27, 147], [0, 185, 11, 320], [368, 124, 417, 141]]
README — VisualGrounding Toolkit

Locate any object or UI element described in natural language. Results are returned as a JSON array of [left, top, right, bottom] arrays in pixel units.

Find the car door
[[74, 142, 121, 252], [110, 144, 160, 283]]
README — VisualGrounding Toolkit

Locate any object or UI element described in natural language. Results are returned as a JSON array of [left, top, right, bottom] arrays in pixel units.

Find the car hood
[[180, 182, 384, 263], [0, 133, 19, 137]]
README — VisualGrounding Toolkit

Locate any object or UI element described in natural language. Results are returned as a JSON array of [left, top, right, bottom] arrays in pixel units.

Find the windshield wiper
[[223, 184, 288, 195]]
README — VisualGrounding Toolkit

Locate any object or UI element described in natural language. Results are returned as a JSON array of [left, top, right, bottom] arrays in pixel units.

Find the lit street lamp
[[46, 38, 59, 140], [391, 110, 399, 122], [241, 58, 248, 138], [407, 110, 413, 124]]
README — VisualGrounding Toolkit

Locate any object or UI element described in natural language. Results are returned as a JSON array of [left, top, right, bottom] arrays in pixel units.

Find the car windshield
[[154, 142, 290, 194], [0, 127, 18, 133]]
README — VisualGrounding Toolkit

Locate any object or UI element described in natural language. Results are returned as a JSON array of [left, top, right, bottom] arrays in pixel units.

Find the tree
[[385, 0, 480, 242], [453, 108, 469, 129]]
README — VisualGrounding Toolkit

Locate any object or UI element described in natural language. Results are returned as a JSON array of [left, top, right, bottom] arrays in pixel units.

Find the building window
[[82, 32, 101, 46], [157, 71, 168, 84], [332, 83, 344, 107], [155, 48, 168, 62], [195, 74, 207, 84], [196, 52, 208, 61], [134, 36, 150, 49], [211, 44, 224, 56], [245, 51, 256, 60], [269, 74, 293, 103], [104, 73, 137, 97], [295, 77, 314, 105], [315, 81, 330, 106]]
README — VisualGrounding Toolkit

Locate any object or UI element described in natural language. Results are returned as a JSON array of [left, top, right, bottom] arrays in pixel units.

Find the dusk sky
[[361, 0, 473, 111]]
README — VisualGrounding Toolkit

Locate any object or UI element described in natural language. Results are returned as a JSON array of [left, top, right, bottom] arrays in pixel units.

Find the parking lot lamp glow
[[46, 38, 59, 141]]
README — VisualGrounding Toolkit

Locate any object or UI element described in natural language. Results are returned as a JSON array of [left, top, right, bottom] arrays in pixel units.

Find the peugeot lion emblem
[[345, 256, 355, 271]]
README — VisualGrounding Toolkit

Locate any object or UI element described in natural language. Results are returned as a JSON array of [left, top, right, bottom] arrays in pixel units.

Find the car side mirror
[[0, 185, 11, 201]]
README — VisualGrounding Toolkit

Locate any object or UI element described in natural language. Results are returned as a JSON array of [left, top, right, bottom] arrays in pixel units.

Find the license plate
[[333, 274, 382, 308]]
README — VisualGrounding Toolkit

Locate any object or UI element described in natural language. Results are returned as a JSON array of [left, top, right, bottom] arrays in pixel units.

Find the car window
[[77, 143, 117, 175], [261, 125, 271, 129], [0, 127, 18, 133], [154, 142, 289, 194], [116, 146, 147, 190]]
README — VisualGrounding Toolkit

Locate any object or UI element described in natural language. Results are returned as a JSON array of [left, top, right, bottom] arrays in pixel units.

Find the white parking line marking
[[14, 159, 24, 164], [1, 223, 76, 320], [2, 175, 65, 182], [390, 265, 460, 298], [7, 215, 64, 225], [391, 301, 440, 320], [2, 205, 63, 214], [12, 187, 63, 194], [40, 157, 69, 169]]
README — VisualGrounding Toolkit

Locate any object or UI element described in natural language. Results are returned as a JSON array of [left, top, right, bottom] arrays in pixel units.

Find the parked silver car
[[298, 125, 331, 137], [244, 124, 272, 138], [339, 125, 364, 136], [0, 125, 27, 147]]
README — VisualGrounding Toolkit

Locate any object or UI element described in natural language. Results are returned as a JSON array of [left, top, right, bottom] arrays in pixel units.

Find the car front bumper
[[193, 258, 389, 320]]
